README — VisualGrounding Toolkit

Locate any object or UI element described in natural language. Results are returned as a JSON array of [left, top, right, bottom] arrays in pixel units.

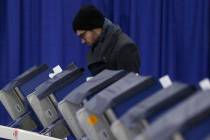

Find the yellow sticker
[[87, 115, 99, 126]]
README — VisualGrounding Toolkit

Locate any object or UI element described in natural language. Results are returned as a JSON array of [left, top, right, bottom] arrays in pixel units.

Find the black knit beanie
[[72, 5, 105, 32]]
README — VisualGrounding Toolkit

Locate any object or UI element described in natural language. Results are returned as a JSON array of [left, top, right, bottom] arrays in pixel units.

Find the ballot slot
[[58, 69, 128, 140], [134, 90, 210, 140], [76, 73, 162, 140], [27, 63, 84, 139]]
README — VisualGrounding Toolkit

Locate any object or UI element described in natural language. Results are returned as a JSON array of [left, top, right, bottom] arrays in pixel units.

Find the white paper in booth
[[49, 65, 63, 79], [159, 75, 172, 89], [199, 78, 210, 91], [86, 77, 93, 81]]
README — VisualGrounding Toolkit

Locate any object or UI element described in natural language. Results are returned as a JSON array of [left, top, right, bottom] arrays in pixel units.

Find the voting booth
[[0, 64, 51, 131], [76, 73, 163, 140], [27, 63, 84, 139], [1, 66, 210, 140]]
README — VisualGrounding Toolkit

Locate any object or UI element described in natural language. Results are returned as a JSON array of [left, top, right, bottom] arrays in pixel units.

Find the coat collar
[[91, 18, 121, 51]]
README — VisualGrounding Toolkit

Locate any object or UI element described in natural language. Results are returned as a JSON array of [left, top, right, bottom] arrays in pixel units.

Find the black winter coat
[[87, 19, 140, 75]]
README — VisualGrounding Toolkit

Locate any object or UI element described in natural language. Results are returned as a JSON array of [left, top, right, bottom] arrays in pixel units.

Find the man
[[72, 5, 140, 75]]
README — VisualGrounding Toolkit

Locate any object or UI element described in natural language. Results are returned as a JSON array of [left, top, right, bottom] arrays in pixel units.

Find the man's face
[[76, 29, 101, 46]]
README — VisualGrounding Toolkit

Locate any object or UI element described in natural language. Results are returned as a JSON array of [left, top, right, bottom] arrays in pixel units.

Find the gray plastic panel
[[84, 73, 155, 116], [27, 93, 59, 128], [138, 90, 210, 140], [43, 119, 70, 139], [0, 89, 26, 119], [77, 107, 116, 140], [66, 69, 128, 105], [120, 82, 196, 129], [58, 100, 85, 139], [15, 112, 37, 130]]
